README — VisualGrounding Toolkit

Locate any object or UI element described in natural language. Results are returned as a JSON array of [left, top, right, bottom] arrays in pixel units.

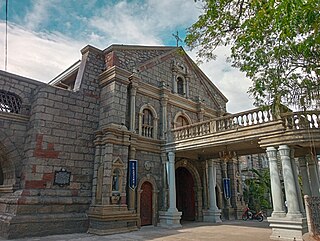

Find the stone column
[[161, 153, 168, 210], [160, 96, 168, 140], [129, 85, 137, 132], [279, 145, 302, 218], [185, 76, 190, 98], [307, 154, 320, 197], [203, 159, 221, 222], [266, 147, 286, 218], [299, 157, 312, 196], [159, 151, 181, 228], [290, 149, 305, 215]]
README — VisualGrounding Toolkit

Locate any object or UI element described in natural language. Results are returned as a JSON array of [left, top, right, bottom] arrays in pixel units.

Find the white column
[[203, 159, 222, 223], [298, 157, 312, 196], [290, 149, 304, 215], [307, 155, 320, 197], [167, 151, 178, 212], [159, 151, 181, 228], [208, 160, 218, 211], [266, 147, 286, 218], [279, 145, 302, 218]]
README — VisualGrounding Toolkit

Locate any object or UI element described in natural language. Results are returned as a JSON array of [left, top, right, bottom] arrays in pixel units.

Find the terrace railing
[[172, 108, 273, 141], [171, 109, 320, 142]]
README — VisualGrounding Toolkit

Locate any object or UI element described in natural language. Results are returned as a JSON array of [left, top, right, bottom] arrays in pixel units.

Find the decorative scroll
[[304, 195, 320, 240], [0, 90, 22, 113]]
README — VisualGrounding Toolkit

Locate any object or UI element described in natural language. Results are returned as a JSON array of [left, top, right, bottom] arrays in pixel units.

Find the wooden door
[[176, 167, 195, 221], [140, 181, 153, 226]]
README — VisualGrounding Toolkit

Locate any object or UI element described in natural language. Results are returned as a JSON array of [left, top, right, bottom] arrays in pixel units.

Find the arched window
[[138, 104, 158, 139], [0, 90, 22, 114], [176, 115, 189, 128], [177, 77, 184, 95], [142, 109, 154, 138]]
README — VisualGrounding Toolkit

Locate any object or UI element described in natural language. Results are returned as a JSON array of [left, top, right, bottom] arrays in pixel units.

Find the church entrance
[[140, 181, 153, 226], [176, 167, 195, 221]]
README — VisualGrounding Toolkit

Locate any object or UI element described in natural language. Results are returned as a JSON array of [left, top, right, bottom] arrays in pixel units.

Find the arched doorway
[[140, 181, 153, 226], [176, 167, 195, 221]]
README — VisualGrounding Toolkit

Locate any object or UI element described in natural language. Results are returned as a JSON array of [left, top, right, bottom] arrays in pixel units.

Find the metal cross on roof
[[172, 31, 182, 47]]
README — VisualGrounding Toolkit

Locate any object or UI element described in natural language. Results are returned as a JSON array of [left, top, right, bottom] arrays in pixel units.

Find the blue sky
[[0, 0, 253, 112]]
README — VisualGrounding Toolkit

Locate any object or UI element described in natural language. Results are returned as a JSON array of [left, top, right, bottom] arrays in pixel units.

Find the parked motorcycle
[[242, 207, 264, 222]]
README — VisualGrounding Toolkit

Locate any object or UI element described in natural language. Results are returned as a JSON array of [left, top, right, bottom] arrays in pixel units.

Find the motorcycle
[[242, 207, 264, 222]]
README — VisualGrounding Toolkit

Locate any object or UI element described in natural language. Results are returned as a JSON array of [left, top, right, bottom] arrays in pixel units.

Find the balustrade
[[282, 111, 320, 130], [171, 109, 320, 142], [172, 108, 273, 141]]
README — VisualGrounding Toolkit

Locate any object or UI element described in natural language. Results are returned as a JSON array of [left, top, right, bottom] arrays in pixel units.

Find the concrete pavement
[[4, 220, 316, 241]]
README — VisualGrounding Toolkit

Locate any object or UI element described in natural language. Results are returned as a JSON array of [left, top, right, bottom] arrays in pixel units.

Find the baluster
[[257, 111, 262, 123], [316, 114, 320, 128], [309, 114, 315, 128], [248, 112, 253, 125], [229, 117, 233, 129], [243, 115, 247, 126]]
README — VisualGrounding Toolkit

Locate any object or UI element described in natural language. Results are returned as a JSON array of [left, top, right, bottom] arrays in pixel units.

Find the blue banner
[[129, 160, 137, 190], [223, 178, 231, 199]]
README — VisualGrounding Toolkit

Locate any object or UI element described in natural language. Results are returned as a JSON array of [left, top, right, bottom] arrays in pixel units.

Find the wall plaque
[[54, 168, 71, 186]]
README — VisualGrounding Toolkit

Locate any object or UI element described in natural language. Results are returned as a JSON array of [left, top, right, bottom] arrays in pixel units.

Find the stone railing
[[282, 111, 320, 130], [172, 108, 273, 141], [304, 195, 320, 240]]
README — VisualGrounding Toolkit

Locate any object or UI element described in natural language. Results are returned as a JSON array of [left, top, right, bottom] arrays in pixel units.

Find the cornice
[[99, 66, 131, 87]]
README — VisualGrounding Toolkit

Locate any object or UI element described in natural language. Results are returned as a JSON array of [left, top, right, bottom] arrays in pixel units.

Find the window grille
[[0, 90, 22, 114], [142, 109, 154, 138]]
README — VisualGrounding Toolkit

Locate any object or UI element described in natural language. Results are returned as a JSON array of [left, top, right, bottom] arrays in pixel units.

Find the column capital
[[298, 156, 307, 167], [168, 151, 175, 163], [266, 146, 277, 159], [279, 145, 290, 157]]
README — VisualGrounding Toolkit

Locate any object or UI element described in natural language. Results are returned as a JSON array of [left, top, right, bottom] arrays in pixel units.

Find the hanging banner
[[223, 178, 231, 199], [129, 160, 137, 190]]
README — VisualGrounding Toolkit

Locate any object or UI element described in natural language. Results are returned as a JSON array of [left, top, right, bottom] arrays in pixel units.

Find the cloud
[[0, 22, 84, 82], [0, 0, 254, 112], [88, 0, 200, 47], [23, 0, 57, 31], [187, 47, 254, 113]]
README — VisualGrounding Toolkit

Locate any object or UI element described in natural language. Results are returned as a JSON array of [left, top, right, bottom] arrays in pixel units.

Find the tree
[[186, 0, 320, 113], [243, 168, 272, 211]]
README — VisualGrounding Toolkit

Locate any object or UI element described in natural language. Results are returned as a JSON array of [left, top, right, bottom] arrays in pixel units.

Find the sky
[[0, 0, 254, 113]]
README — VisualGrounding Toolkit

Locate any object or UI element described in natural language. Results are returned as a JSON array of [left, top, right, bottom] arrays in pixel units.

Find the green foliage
[[243, 168, 272, 211], [186, 0, 320, 111]]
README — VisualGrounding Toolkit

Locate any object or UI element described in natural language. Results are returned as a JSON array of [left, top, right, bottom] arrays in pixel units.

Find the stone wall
[[0, 46, 104, 238]]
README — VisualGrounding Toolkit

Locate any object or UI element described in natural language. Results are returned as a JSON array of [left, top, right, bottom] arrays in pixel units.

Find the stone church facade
[[0, 45, 245, 239]]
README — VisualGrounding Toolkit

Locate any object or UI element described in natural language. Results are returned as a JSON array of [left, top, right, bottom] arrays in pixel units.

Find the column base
[[87, 205, 138, 235], [203, 209, 222, 223], [222, 207, 235, 220], [159, 210, 182, 228], [268, 216, 308, 241], [271, 211, 287, 219]]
